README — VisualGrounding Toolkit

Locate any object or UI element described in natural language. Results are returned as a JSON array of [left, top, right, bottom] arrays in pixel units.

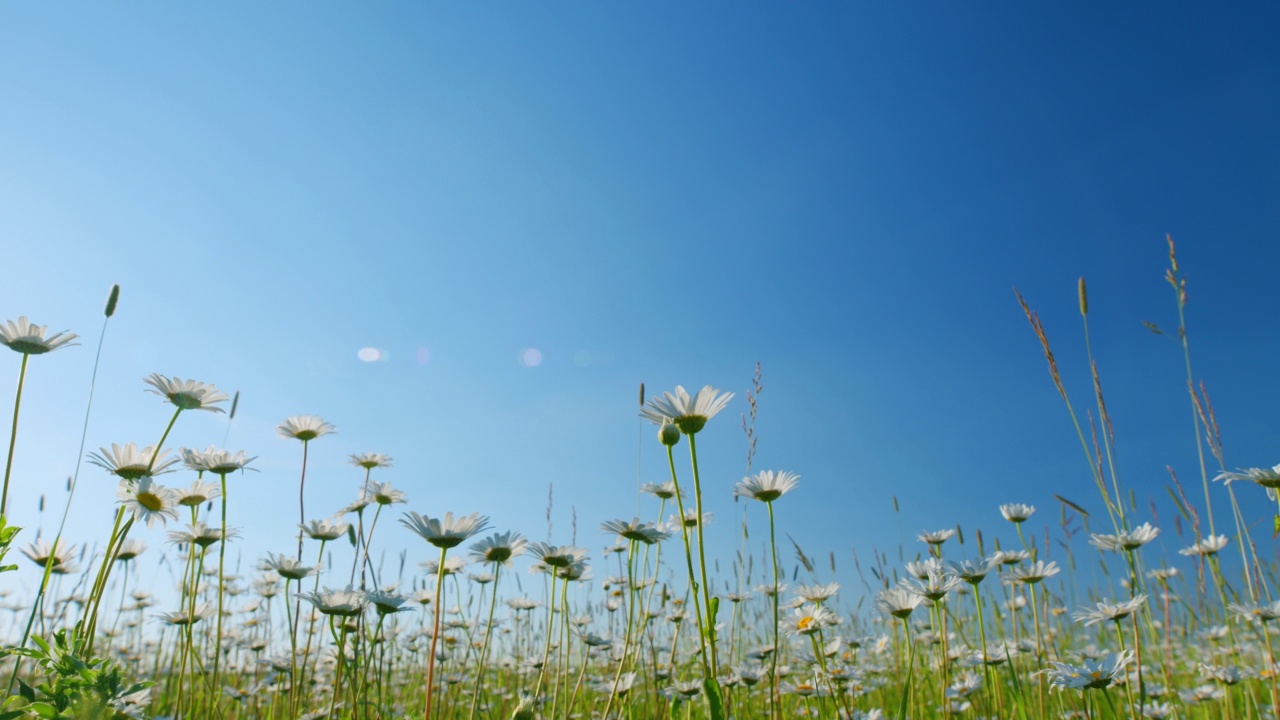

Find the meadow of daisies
[[2, 242, 1280, 720]]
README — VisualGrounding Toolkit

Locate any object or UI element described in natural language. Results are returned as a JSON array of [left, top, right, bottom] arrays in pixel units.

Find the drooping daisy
[[470, 530, 529, 566], [639, 385, 735, 435], [1179, 535, 1230, 557], [0, 317, 78, 355], [89, 443, 179, 481], [734, 470, 800, 503], [349, 452, 394, 470], [144, 374, 229, 412], [999, 503, 1036, 523], [117, 478, 180, 528], [300, 517, 351, 541], [277, 415, 336, 441], [401, 511, 490, 549], [1089, 522, 1159, 552]]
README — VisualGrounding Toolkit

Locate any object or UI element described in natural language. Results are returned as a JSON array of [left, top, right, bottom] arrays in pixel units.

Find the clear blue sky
[[1, 3, 1278, 605]]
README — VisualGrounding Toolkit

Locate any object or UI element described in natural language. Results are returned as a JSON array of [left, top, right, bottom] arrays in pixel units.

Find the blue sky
[[1, 3, 1278, 607]]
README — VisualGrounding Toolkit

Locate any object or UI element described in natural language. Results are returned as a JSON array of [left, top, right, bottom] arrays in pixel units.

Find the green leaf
[[25, 702, 59, 719], [702, 678, 725, 720], [17, 679, 35, 702], [1273, 514, 1279, 539]]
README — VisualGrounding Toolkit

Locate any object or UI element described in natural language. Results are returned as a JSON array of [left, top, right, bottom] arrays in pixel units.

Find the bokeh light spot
[[520, 348, 542, 367], [358, 347, 381, 363], [415, 347, 430, 365]]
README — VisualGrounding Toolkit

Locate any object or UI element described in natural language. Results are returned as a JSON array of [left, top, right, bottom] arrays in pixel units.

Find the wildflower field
[[1, 241, 1278, 720]]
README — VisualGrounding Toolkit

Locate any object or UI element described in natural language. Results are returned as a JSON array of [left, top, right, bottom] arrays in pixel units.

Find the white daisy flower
[[144, 374, 228, 412], [349, 452, 393, 470], [89, 443, 179, 481], [1089, 522, 1159, 552], [401, 511, 490, 549], [1179, 534, 1229, 557], [999, 503, 1036, 523], [734, 470, 800, 503], [639, 385, 734, 435], [0, 316, 78, 355], [277, 415, 336, 441], [117, 478, 180, 528], [470, 531, 528, 566]]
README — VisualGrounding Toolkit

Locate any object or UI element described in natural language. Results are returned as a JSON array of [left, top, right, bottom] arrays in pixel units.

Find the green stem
[[424, 544, 448, 720], [0, 352, 29, 517]]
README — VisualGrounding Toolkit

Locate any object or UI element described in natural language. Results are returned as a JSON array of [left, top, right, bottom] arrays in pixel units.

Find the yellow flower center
[[137, 492, 164, 512], [798, 616, 815, 631]]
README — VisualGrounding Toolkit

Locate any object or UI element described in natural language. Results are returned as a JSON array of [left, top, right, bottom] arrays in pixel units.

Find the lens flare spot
[[520, 348, 542, 367], [358, 347, 381, 363], [415, 347, 430, 365]]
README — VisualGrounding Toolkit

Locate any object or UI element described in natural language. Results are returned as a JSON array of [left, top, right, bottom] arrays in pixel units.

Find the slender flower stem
[[767, 501, 781, 720], [468, 563, 504, 720], [296, 440, 311, 562], [213, 472, 230, 690], [664, 444, 710, 676], [424, 544, 448, 720], [1, 352, 30, 516], [688, 434, 720, 677]]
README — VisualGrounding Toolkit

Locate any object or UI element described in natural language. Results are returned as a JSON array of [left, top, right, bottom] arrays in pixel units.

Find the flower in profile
[[301, 517, 351, 542], [156, 606, 212, 626], [260, 552, 316, 581], [366, 589, 413, 616], [89, 443, 179, 481], [401, 511, 490, 549], [144, 374, 228, 412], [1047, 651, 1133, 690], [1180, 535, 1229, 557], [180, 447, 256, 476], [1215, 464, 1280, 490], [734, 470, 800, 503], [366, 482, 408, 506], [168, 522, 238, 549], [999, 503, 1036, 523], [1006, 560, 1060, 585], [877, 586, 924, 619], [601, 518, 669, 545], [992, 549, 1030, 566], [174, 479, 222, 507], [1073, 594, 1146, 626], [277, 415, 336, 441], [918, 529, 956, 546], [350, 452, 393, 470], [639, 385, 734, 435], [114, 539, 148, 562], [0, 317, 78, 355], [422, 556, 468, 577], [794, 582, 840, 605], [470, 531, 529, 566], [300, 586, 368, 617], [640, 481, 681, 500], [1228, 600, 1280, 623], [1089, 523, 1159, 552], [117, 478, 181, 528], [527, 542, 590, 568], [21, 539, 79, 574], [667, 510, 712, 531], [905, 557, 946, 580], [949, 555, 999, 584], [908, 569, 962, 601]]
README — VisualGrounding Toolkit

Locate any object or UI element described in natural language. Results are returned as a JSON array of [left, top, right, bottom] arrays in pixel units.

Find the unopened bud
[[659, 422, 681, 447]]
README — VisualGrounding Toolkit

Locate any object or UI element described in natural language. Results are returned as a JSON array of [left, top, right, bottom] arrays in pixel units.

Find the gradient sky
[[1, 3, 1278, 608]]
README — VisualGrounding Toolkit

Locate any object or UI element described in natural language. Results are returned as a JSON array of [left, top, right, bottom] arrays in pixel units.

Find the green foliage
[[1, 626, 152, 719], [0, 514, 20, 574]]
